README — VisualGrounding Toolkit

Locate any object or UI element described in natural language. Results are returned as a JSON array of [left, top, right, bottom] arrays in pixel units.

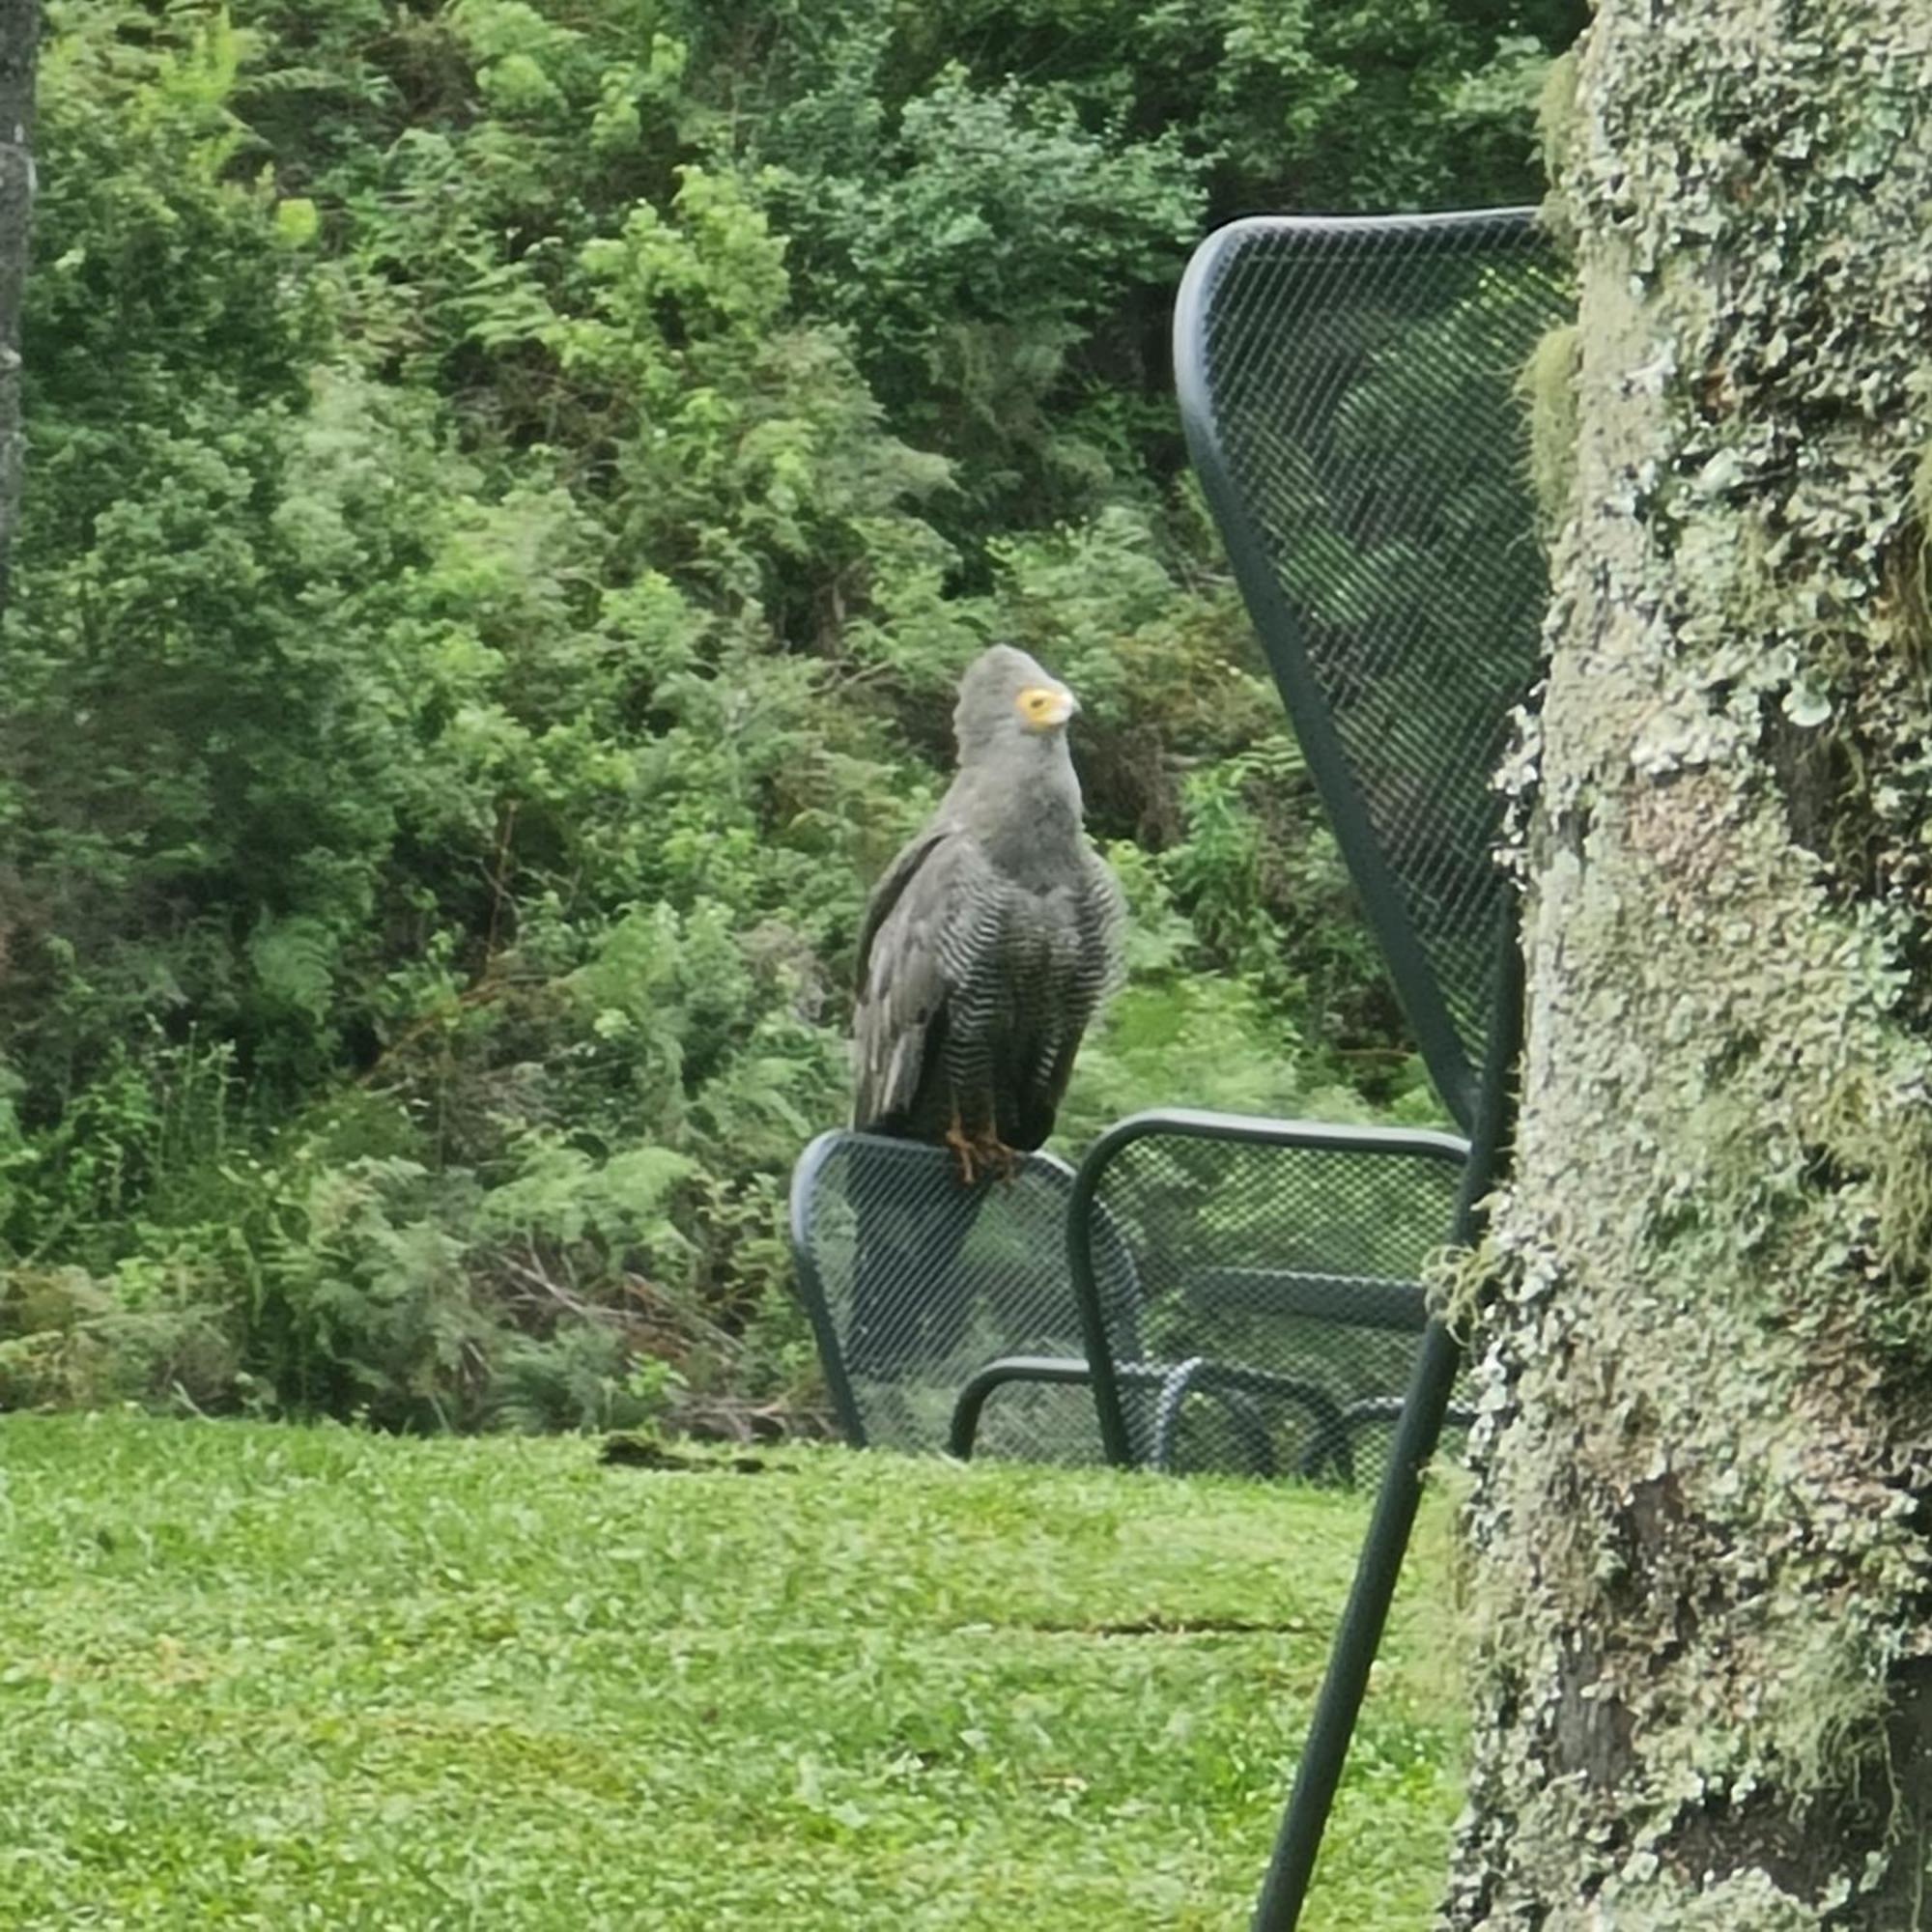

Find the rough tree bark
[[1444, 3, 1932, 1928], [0, 0, 38, 621]]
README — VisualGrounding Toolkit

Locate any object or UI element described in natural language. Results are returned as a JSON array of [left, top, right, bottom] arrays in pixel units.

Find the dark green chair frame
[[1068, 1109, 1473, 1488], [1173, 207, 1563, 1929], [792, 1119, 1470, 1483], [789, 1128, 1138, 1464], [948, 1350, 1318, 1473]]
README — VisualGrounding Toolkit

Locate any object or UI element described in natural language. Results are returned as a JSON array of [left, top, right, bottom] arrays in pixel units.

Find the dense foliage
[[0, 0, 1577, 1429]]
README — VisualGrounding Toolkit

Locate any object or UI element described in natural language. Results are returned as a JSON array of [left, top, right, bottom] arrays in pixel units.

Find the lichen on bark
[[1444, 3, 1932, 1927]]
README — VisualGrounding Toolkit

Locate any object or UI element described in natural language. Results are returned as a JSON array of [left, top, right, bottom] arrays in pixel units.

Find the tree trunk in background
[[0, 0, 38, 621], [1445, 4, 1932, 1927]]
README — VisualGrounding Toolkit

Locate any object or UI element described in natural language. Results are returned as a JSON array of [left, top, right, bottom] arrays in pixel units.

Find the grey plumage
[[853, 644, 1123, 1176]]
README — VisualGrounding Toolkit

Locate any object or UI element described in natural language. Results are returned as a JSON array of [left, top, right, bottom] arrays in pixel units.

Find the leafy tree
[[0, 0, 40, 614], [0, 0, 1575, 1427]]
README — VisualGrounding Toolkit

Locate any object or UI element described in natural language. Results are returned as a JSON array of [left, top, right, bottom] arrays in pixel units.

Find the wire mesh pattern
[[1176, 212, 1567, 1130], [1071, 1114, 1470, 1486], [789, 1130, 1138, 1464]]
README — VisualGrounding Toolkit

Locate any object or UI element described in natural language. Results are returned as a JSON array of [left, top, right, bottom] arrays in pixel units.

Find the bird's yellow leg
[[943, 1114, 981, 1188]]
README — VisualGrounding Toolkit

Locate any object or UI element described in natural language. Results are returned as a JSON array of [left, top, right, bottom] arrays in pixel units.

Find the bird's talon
[[944, 1122, 980, 1187]]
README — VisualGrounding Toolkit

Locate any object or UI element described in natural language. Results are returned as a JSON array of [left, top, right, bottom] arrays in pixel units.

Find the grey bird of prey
[[852, 644, 1124, 1184]]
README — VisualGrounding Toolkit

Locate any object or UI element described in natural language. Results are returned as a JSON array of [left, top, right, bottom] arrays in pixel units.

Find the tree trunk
[[1445, 4, 1932, 1927], [0, 0, 38, 620]]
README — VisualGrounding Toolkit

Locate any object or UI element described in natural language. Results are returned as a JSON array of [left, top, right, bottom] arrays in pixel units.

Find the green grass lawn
[[0, 1414, 1465, 1929]]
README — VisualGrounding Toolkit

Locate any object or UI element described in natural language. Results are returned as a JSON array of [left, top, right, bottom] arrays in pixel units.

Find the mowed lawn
[[0, 1415, 1466, 1929]]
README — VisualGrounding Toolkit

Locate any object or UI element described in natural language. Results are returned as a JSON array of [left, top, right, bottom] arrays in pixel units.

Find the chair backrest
[[789, 1130, 1137, 1463], [1175, 211, 1566, 1132], [1069, 1111, 1469, 1485]]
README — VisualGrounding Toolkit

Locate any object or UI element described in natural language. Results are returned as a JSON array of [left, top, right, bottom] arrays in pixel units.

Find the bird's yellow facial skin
[[1015, 685, 1077, 732]]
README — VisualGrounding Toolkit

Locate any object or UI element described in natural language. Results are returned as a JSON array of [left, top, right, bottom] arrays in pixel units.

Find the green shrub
[[0, 0, 1569, 1427]]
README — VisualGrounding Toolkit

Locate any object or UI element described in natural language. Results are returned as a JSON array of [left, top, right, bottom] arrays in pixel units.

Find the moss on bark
[[1446, 3, 1932, 1926]]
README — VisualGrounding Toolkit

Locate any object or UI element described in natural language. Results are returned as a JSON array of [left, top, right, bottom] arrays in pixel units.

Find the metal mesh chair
[[1172, 210, 1568, 1928], [1178, 209, 1564, 1134], [788, 1130, 1139, 1464], [1070, 1113, 1471, 1487]]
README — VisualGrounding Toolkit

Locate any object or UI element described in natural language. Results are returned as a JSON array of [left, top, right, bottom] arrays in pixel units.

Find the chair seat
[[789, 1114, 1474, 1489]]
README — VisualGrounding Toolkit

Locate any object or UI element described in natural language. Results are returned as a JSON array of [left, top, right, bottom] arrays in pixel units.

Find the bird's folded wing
[[852, 825, 992, 1130]]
